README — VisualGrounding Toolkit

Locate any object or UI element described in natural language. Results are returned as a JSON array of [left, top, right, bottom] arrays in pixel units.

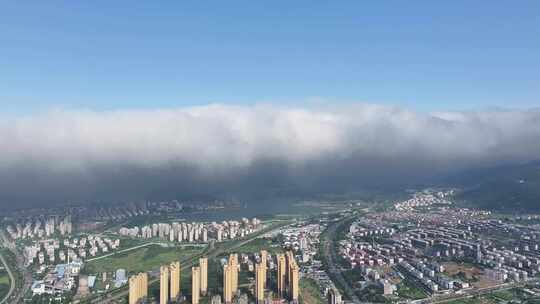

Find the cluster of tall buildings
[[119, 218, 261, 243], [120, 222, 208, 243], [189, 258, 208, 304], [129, 273, 148, 304], [130, 258, 209, 304], [129, 250, 299, 304], [157, 259, 207, 304], [6, 216, 72, 240], [221, 250, 299, 304], [252, 251, 298, 304]]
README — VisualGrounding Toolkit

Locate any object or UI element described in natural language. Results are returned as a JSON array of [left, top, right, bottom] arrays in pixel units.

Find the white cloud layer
[[1, 104, 540, 175]]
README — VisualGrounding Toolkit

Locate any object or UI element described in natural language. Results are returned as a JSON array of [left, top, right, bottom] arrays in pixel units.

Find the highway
[[0, 230, 32, 304], [322, 216, 361, 304], [85, 241, 205, 263], [426, 279, 540, 304], [0, 252, 15, 304]]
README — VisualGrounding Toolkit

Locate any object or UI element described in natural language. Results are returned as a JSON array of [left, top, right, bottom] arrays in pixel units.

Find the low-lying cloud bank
[[1, 104, 539, 208]]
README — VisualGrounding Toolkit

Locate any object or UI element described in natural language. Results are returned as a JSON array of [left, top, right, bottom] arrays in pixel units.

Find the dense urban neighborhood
[[2, 189, 540, 304]]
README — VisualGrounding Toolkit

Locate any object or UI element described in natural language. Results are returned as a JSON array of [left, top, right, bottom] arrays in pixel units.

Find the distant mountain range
[[445, 161, 540, 213]]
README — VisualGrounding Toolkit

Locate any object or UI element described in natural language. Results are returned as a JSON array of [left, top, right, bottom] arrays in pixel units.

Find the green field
[[395, 279, 428, 300], [0, 249, 18, 302], [0, 269, 10, 302], [342, 269, 363, 284], [0, 271, 9, 285], [444, 298, 485, 304], [488, 289, 515, 301], [485, 288, 532, 302], [84, 219, 293, 303], [443, 288, 537, 304], [300, 278, 324, 304], [84, 244, 205, 274], [234, 238, 283, 254]]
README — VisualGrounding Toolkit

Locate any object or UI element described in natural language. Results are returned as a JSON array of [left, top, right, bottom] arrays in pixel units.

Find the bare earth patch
[[442, 262, 499, 288]]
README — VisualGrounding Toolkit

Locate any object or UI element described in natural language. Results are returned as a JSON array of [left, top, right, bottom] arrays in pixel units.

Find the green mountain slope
[[449, 161, 540, 213]]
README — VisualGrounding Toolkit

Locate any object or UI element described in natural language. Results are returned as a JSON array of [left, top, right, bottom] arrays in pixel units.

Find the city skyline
[[2, 2, 540, 304]]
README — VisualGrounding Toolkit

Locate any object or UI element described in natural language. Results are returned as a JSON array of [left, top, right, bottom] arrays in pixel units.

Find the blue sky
[[1, 1, 539, 114]]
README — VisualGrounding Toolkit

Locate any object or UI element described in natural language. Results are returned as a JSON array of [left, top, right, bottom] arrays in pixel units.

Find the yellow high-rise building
[[285, 251, 295, 270], [129, 272, 148, 304], [170, 261, 181, 300], [284, 251, 299, 303], [129, 275, 137, 304], [141, 273, 148, 300], [192, 266, 201, 304], [285, 251, 295, 283], [276, 254, 286, 298], [160, 265, 169, 304], [199, 257, 208, 296], [228, 254, 238, 293], [223, 264, 233, 304], [289, 263, 299, 303], [255, 263, 265, 304], [260, 250, 268, 288]]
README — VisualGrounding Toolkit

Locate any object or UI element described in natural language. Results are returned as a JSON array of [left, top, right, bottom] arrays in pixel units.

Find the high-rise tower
[[192, 266, 201, 304], [160, 265, 169, 304], [129, 272, 148, 304], [129, 275, 137, 304], [170, 261, 181, 300], [289, 263, 299, 303], [285, 251, 299, 303], [228, 254, 238, 293], [223, 264, 232, 304], [255, 263, 265, 304], [260, 250, 268, 288], [276, 254, 286, 298], [200, 257, 208, 296]]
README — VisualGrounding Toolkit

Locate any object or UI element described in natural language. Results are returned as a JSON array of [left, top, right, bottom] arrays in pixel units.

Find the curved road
[[0, 252, 15, 304], [322, 217, 361, 303], [0, 231, 33, 304], [85, 241, 202, 263]]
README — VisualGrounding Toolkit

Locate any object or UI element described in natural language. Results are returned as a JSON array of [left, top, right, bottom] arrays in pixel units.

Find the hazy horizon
[[1, 103, 540, 209], [1, 2, 539, 209]]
